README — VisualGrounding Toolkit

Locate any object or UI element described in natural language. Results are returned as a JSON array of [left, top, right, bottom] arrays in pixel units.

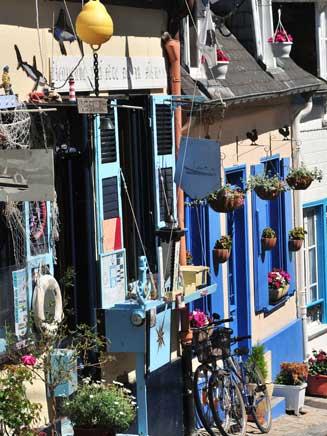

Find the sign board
[[12, 268, 28, 338], [51, 56, 167, 92], [0, 150, 54, 201], [77, 97, 108, 114], [174, 137, 221, 199], [100, 250, 126, 308]]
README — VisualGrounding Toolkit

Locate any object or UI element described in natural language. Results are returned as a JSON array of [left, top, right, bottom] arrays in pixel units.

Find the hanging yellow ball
[[76, 0, 114, 48]]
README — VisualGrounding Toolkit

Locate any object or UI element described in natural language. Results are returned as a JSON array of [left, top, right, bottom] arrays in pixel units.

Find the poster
[[101, 250, 126, 308], [12, 268, 28, 338]]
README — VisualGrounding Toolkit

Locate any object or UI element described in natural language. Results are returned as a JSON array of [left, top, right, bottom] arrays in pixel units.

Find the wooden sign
[[77, 97, 108, 114]]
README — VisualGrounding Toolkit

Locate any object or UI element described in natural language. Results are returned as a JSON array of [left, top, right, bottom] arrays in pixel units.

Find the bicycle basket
[[210, 327, 232, 358], [192, 327, 213, 363]]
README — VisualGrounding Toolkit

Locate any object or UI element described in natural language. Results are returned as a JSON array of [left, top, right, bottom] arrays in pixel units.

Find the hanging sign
[[0, 150, 54, 201], [174, 137, 221, 199], [12, 268, 28, 338], [51, 56, 167, 92], [77, 97, 108, 114]]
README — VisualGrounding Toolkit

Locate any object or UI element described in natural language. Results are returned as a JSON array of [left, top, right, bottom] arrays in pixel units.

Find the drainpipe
[[292, 96, 313, 361], [162, 32, 187, 266]]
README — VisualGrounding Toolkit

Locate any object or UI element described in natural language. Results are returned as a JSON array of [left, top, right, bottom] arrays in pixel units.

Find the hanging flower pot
[[288, 227, 306, 252], [268, 9, 293, 59], [207, 185, 245, 213], [213, 235, 232, 264], [289, 239, 303, 252], [286, 166, 323, 190], [216, 49, 230, 80], [247, 174, 286, 201], [261, 227, 277, 251], [270, 41, 293, 58]]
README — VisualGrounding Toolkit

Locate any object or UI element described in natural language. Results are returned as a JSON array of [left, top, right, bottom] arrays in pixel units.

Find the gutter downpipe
[[292, 96, 313, 362], [163, 33, 187, 266]]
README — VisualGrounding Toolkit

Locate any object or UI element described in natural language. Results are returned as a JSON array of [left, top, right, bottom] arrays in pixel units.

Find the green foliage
[[308, 350, 327, 376], [247, 344, 268, 381], [214, 235, 232, 250], [207, 184, 244, 201], [59, 266, 76, 289], [289, 227, 307, 240], [286, 165, 323, 183], [63, 379, 136, 432], [0, 365, 41, 435], [261, 227, 276, 239], [275, 362, 308, 386], [246, 174, 286, 193]]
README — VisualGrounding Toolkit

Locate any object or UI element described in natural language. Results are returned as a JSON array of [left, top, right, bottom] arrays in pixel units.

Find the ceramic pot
[[269, 284, 289, 303], [254, 186, 281, 201], [261, 237, 277, 251], [289, 239, 303, 252], [271, 42, 293, 58], [273, 383, 307, 415], [307, 374, 327, 398], [74, 427, 115, 436], [216, 61, 229, 79], [213, 248, 231, 264], [286, 175, 313, 190]]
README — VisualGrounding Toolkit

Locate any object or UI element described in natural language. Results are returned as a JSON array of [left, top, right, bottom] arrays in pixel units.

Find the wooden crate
[[180, 266, 209, 296]]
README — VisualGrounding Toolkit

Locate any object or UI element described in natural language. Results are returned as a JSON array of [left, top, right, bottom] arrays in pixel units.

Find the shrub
[[246, 174, 286, 193], [275, 362, 308, 385], [289, 227, 307, 241], [214, 235, 232, 250], [308, 350, 327, 376], [262, 227, 276, 239], [247, 344, 268, 381]]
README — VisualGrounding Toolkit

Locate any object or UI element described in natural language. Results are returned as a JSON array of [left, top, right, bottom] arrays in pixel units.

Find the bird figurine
[[14, 45, 47, 91], [246, 129, 258, 145], [279, 125, 290, 140], [53, 8, 80, 56], [0, 65, 13, 95]]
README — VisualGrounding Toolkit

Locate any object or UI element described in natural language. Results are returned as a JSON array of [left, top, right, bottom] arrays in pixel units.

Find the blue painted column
[[136, 352, 148, 436]]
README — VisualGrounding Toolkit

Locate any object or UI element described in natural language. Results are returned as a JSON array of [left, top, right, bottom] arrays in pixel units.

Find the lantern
[[76, 0, 113, 49]]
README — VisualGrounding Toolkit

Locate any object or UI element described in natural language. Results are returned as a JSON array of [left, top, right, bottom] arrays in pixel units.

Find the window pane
[[309, 248, 317, 285], [306, 211, 315, 246], [308, 303, 323, 324], [309, 285, 318, 303]]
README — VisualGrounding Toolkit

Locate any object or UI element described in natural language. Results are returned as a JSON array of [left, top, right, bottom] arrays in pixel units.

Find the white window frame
[[315, 3, 327, 79], [182, 14, 208, 80], [255, 0, 277, 68]]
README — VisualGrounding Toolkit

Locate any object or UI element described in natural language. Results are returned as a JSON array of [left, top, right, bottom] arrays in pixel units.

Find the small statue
[[0, 65, 13, 95]]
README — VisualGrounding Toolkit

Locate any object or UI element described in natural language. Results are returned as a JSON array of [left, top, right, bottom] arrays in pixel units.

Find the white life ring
[[33, 275, 63, 335]]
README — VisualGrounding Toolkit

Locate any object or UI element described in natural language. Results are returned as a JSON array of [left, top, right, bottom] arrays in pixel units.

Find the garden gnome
[[1, 65, 13, 95]]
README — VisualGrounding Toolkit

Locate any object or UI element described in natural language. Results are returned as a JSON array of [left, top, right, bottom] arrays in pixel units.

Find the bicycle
[[193, 318, 247, 436]]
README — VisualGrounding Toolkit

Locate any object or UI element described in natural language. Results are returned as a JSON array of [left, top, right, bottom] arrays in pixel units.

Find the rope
[[274, 8, 291, 42]]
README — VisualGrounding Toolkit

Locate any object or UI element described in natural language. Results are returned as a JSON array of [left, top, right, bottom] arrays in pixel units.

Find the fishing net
[[3, 202, 26, 266], [0, 105, 31, 149]]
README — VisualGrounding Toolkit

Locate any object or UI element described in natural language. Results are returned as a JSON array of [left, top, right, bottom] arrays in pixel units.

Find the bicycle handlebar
[[213, 317, 233, 326], [233, 335, 251, 343]]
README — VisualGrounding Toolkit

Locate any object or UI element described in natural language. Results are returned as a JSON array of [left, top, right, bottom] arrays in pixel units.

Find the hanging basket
[[213, 248, 230, 264], [289, 239, 303, 252], [254, 186, 281, 201], [262, 237, 277, 251], [286, 175, 313, 190], [216, 61, 229, 80], [269, 8, 293, 59], [208, 189, 244, 213], [271, 42, 293, 58], [233, 191, 245, 209]]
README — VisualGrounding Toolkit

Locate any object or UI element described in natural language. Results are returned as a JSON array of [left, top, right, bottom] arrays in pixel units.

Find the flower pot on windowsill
[[289, 239, 303, 252], [269, 284, 289, 303], [254, 186, 281, 201], [261, 237, 277, 251], [286, 175, 313, 190], [307, 374, 327, 398], [271, 41, 293, 58], [74, 427, 115, 436], [273, 383, 307, 415], [216, 61, 229, 80], [213, 248, 230, 264]]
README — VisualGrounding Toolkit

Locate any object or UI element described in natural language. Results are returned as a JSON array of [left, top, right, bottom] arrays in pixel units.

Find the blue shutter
[[150, 96, 176, 228], [281, 158, 295, 293], [251, 163, 270, 312]]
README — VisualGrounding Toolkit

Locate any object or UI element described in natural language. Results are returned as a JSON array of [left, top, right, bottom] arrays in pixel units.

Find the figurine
[[0, 65, 13, 95]]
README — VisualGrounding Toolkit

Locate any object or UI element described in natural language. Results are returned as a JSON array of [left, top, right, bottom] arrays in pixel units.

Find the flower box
[[269, 284, 289, 303], [180, 265, 209, 296], [273, 383, 307, 415], [307, 374, 327, 398]]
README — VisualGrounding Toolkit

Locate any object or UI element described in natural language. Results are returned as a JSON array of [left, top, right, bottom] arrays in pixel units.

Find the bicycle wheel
[[209, 371, 247, 436], [245, 365, 272, 433], [193, 364, 220, 435]]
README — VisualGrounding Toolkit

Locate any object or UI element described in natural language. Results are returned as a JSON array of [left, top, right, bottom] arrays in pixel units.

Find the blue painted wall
[[260, 319, 304, 379]]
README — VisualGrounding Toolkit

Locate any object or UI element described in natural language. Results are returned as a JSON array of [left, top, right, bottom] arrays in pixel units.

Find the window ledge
[[308, 323, 327, 341]]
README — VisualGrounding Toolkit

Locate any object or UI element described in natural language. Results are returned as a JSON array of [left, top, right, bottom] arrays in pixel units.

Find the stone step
[[305, 395, 327, 410], [271, 395, 286, 420]]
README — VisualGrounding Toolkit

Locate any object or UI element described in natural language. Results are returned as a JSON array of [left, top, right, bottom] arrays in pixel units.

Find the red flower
[[21, 355, 37, 366], [216, 49, 230, 62]]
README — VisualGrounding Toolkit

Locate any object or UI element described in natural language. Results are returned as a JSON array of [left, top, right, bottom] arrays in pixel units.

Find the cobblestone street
[[247, 397, 327, 436]]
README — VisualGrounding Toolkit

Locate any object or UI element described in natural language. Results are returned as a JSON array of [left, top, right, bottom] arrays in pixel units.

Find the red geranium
[[268, 30, 293, 43], [217, 49, 230, 62]]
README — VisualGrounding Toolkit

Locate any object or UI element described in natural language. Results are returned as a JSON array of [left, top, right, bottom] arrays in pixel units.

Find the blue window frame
[[303, 202, 327, 325], [252, 156, 295, 313]]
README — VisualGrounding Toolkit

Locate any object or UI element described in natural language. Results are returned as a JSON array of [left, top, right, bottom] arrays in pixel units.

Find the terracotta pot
[[307, 374, 327, 398], [213, 248, 231, 264], [289, 239, 303, 252], [74, 428, 115, 436], [254, 186, 281, 201], [287, 175, 313, 190], [261, 237, 277, 251], [269, 284, 289, 303]]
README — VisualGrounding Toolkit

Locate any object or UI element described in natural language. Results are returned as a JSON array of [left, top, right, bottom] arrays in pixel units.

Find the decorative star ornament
[[156, 325, 165, 350]]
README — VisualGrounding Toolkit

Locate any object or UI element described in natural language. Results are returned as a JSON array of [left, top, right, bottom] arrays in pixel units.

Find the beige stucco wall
[[0, 1, 167, 99]]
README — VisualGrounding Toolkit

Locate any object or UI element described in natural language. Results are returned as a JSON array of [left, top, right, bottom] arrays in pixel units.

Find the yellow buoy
[[76, 0, 113, 49]]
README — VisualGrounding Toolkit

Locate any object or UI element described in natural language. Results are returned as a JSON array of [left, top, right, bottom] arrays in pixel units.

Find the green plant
[[286, 166, 323, 183], [0, 365, 41, 435], [289, 227, 307, 240], [214, 235, 232, 250], [207, 184, 244, 201], [275, 362, 308, 386], [246, 174, 286, 193], [247, 345, 268, 381], [308, 350, 327, 376], [63, 379, 136, 432], [262, 227, 276, 239]]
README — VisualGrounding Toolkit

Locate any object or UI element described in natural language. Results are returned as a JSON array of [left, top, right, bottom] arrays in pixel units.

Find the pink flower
[[21, 355, 37, 366], [216, 49, 230, 62], [268, 31, 293, 43]]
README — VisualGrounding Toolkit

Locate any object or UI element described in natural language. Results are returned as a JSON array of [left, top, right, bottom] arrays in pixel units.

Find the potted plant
[[63, 379, 137, 436], [307, 350, 327, 397], [268, 30, 293, 58], [274, 362, 308, 415], [246, 174, 286, 201], [207, 184, 245, 213], [216, 49, 230, 80], [289, 227, 307, 252], [268, 268, 291, 303], [213, 235, 232, 264], [261, 227, 277, 251], [286, 165, 323, 190]]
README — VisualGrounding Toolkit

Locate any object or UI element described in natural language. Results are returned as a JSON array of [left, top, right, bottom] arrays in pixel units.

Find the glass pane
[[309, 285, 318, 303], [309, 248, 317, 285], [308, 303, 323, 324], [307, 211, 315, 246]]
